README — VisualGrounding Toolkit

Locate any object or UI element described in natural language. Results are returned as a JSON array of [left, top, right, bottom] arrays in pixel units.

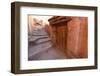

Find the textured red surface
[[49, 16, 88, 58], [67, 17, 88, 58]]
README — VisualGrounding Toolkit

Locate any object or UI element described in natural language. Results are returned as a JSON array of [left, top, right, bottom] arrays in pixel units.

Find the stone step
[[35, 37, 51, 44], [28, 45, 67, 60], [28, 35, 49, 42], [28, 41, 53, 57], [31, 28, 48, 36]]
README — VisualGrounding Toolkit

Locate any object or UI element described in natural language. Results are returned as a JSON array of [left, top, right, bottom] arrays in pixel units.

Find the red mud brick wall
[[66, 17, 88, 58]]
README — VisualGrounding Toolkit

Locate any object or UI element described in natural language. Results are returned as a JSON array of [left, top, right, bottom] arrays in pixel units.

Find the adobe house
[[48, 16, 88, 58]]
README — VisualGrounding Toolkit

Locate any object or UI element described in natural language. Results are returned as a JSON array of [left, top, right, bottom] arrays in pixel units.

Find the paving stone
[[28, 27, 67, 60]]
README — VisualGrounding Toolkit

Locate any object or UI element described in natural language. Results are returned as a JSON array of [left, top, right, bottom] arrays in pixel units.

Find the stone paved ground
[[28, 27, 67, 60]]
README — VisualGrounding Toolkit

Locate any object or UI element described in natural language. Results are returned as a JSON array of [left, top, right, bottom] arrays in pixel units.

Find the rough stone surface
[[28, 27, 67, 60]]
